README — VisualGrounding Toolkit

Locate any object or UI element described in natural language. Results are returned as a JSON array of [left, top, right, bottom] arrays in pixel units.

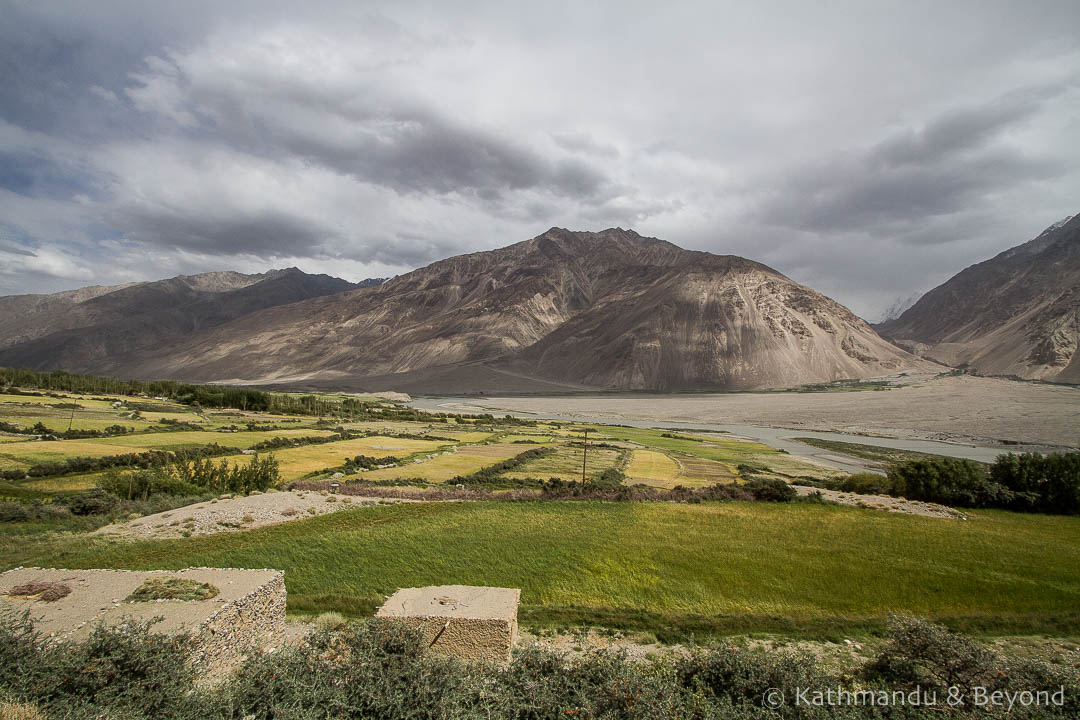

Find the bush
[[866, 616, 1002, 694], [839, 472, 890, 495], [744, 478, 797, 502], [60, 490, 118, 516], [888, 458, 1008, 508], [98, 469, 201, 500], [990, 452, 1080, 514]]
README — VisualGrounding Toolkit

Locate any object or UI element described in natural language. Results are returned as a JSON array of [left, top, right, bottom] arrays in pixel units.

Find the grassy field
[[793, 437, 969, 466], [5, 501, 1077, 637], [624, 449, 682, 487], [351, 443, 540, 483], [236, 435, 455, 481], [501, 443, 622, 482]]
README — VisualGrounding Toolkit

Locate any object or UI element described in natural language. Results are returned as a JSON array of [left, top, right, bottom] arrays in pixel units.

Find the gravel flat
[[95, 490, 413, 540]]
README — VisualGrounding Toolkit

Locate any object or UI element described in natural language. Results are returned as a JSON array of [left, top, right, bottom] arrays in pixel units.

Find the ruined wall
[[189, 571, 287, 675]]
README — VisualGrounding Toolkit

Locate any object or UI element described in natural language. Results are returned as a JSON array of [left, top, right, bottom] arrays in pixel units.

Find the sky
[[1, 1, 1078, 320]]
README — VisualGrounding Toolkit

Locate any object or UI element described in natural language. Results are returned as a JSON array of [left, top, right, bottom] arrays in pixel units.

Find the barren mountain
[[0, 269, 362, 373], [877, 214, 1080, 384], [14, 227, 927, 392]]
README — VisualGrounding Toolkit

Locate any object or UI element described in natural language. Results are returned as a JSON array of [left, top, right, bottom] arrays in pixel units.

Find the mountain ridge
[[876, 214, 1080, 384], [0, 227, 930, 391]]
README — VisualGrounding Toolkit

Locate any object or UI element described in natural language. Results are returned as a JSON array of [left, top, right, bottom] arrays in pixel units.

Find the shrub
[[990, 452, 1080, 515], [839, 472, 890, 495], [60, 490, 118, 516], [744, 478, 797, 502], [866, 616, 1004, 695], [887, 458, 1008, 508]]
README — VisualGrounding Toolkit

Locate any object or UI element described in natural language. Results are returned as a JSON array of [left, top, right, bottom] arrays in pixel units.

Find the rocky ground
[[792, 485, 964, 519], [95, 490, 415, 540]]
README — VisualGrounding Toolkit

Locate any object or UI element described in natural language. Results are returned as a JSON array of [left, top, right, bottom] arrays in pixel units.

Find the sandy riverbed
[[425, 375, 1078, 449]]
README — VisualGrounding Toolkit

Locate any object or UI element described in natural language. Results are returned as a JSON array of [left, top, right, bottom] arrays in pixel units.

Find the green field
[[352, 443, 540, 483], [501, 443, 623, 481], [793, 437, 967, 466], [5, 501, 1077, 636]]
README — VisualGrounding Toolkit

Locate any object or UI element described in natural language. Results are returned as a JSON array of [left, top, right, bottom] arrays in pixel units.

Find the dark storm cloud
[[755, 88, 1071, 236]]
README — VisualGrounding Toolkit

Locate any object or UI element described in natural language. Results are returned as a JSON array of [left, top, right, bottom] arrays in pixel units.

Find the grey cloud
[[123, 48, 617, 204], [755, 88, 1072, 237], [551, 132, 620, 159], [109, 206, 338, 257]]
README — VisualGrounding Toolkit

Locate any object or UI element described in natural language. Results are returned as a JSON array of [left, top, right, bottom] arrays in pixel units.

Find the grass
[[246, 436, 454, 481], [21, 472, 103, 492], [91, 428, 336, 450], [126, 576, 219, 602], [6, 501, 1078, 637], [501, 443, 622, 481], [793, 437, 969, 466], [350, 443, 539, 483], [624, 450, 682, 487]]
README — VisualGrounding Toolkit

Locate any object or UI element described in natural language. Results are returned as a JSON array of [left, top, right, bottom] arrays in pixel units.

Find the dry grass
[[8, 580, 71, 602], [624, 450, 682, 487], [350, 443, 538, 484], [500, 443, 621, 482], [126, 576, 219, 602], [0, 698, 49, 720]]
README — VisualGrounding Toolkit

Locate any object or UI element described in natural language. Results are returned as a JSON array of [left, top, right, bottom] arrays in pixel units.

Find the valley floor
[[421, 373, 1080, 450]]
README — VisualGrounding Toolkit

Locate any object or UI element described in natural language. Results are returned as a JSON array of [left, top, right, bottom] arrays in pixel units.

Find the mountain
[[876, 214, 1080, 384], [0, 269, 363, 374], [0, 227, 926, 392]]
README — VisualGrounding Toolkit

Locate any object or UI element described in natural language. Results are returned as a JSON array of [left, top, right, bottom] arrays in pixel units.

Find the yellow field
[[0, 429, 346, 471], [242, 435, 454, 481], [501, 443, 621, 482], [676, 455, 737, 485], [91, 429, 336, 450], [22, 472, 104, 492], [349, 443, 539, 484], [0, 393, 117, 409], [136, 411, 208, 424], [497, 433, 554, 443], [0, 439, 153, 470], [624, 449, 682, 487]]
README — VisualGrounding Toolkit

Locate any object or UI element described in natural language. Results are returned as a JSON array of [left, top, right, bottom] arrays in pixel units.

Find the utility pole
[[66, 401, 76, 433], [581, 428, 589, 483]]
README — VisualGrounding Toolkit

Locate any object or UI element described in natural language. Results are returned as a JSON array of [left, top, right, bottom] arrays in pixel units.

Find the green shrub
[[743, 478, 797, 502], [839, 472, 890, 495], [990, 452, 1080, 514], [887, 458, 1007, 508]]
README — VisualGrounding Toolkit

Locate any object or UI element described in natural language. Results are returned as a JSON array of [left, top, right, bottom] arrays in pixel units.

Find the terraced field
[[623, 449, 681, 487], [500, 443, 623, 482], [351, 443, 541, 483]]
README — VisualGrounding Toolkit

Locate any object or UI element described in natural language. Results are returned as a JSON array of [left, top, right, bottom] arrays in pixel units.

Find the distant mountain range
[[0, 228, 928, 392], [0, 269, 370, 375], [876, 214, 1079, 384]]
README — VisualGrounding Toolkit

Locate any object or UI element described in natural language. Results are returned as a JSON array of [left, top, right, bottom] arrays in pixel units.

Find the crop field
[[6, 501, 1078, 636], [500, 443, 623, 481], [623, 449, 681, 487], [90, 428, 337, 450], [353, 442, 541, 483], [236, 435, 456, 481]]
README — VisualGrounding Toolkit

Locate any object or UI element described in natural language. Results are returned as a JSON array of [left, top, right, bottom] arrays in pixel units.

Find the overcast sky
[[1, 0, 1078, 319]]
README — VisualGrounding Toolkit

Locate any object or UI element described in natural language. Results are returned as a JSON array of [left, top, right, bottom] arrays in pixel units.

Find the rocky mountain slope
[[4, 227, 927, 392], [876, 214, 1080, 384], [0, 269, 362, 374]]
